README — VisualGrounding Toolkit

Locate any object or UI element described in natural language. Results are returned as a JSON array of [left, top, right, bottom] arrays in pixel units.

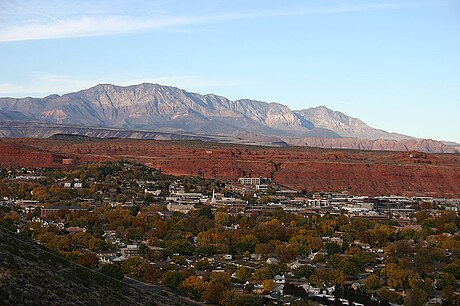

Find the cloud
[[0, 1, 428, 42], [0, 15, 199, 42]]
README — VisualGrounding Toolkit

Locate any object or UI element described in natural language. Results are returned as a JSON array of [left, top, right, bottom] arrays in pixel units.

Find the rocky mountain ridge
[[0, 83, 457, 153], [0, 83, 399, 138]]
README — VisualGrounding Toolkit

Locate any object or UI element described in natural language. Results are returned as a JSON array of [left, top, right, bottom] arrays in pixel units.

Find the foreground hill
[[1, 137, 460, 197], [0, 226, 191, 305], [1, 83, 457, 153]]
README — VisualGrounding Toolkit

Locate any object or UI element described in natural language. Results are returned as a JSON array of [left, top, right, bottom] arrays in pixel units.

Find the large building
[[238, 177, 270, 186], [40, 206, 87, 219]]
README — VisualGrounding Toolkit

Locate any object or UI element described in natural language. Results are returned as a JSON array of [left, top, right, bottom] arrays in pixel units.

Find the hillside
[[1, 137, 460, 197], [0, 226, 190, 305]]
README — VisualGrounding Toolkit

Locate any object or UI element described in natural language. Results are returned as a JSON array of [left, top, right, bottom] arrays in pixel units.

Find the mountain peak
[[0, 82, 415, 143]]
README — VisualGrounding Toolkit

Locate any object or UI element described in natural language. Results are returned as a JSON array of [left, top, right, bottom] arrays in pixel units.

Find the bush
[[100, 264, 124, 280]]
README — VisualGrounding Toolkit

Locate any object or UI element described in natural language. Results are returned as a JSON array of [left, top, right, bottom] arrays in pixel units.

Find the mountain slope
[[0, 83, 395, 139], [294, 106, 409, 140], [0, 83, 456, 153], [286, 137, 457, 153]]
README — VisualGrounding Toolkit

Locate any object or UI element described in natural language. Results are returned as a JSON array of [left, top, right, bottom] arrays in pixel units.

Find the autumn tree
[[202, 272, 232, 304], [180, 275, 207, 300], [77, 252, 99, 269]]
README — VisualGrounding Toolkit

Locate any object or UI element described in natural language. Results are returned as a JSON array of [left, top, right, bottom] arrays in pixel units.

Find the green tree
[[122, 256, 147, 277], [195, 260, 211, 271], [215, 211, 230, 226], [325, 242, 341, 255], [293, 265, 315, 279], [236, 266, 252, 283], [163, 271, 185, 290], [364, 274, 382, 291], [221, 291, 263, 306]]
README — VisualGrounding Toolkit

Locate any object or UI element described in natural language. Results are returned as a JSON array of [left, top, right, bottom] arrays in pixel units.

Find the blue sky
[[0, 0, 459, 142]]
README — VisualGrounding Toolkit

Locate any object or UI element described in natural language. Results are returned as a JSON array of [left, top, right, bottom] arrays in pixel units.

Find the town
[[1, 161, 459, 305]]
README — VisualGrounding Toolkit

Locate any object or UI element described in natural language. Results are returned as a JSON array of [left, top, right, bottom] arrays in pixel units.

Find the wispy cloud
[[0, 15, 201, 42], [0, 1, 428, 42]]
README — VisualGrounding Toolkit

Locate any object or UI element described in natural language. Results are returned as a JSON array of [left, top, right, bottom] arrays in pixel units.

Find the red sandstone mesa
[[1, 138, 460, 197]]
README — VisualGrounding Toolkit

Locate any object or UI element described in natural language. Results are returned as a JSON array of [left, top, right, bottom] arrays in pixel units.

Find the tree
[[88, 236, 104, 251], [143, 264, 162, 284], [259, 196, 272, 204], [262, 279, 275, 292], [4, 211, 20, 222], [404, 288, 428, 306], [369, 224, 395, 247], [171, 255, 188, 266], [180, 275, 207, 300], [293, 265, 315, 279], [236, 266, 252, 283], [215, 211, 230, 225], [364, 274, 382, 291], [255, 243, 274, 257], [47, 235, 72, 252], [289, 235, 311, 257], [274, 243, 296, 262], [444, 263, 460, 279], [77, 252, 99, 269], [436, 272, 456, 290], [325, 242, 341, 255], [202, 273, 232, 304], [195, 260, 211, 271], [221, 291, 263, 306], [164, 238, 195, 256], [122, 256, 146, 277], [237, 234, 259, 254], [163, 271, 185, 290], [376, 288, 403, 303], [252, 267, 275, 281]]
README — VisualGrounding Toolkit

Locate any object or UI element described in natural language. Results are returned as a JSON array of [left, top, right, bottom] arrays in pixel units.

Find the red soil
[[0, 141, 66, 168], [2, 138, 460, 197]]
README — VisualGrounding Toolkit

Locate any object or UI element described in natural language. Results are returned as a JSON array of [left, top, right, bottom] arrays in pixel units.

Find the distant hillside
[[286, 137, 458, 154], [0, 226, 185, 305], [0, 83, 400, 139], [0, 83, 457, 153]]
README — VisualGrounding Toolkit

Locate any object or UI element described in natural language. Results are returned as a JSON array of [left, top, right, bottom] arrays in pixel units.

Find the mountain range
[[0, 83, 458, 153]]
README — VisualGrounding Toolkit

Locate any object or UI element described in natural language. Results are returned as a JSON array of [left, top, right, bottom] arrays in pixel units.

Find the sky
[[0, 0, 459, 142]]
